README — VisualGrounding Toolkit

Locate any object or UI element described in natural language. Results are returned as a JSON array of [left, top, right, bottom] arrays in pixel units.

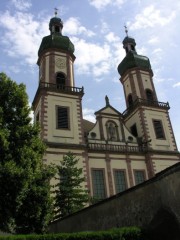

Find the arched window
[[55, 26, 60, 33], [128, 94, 133, 107], [131, 44, 135, 51], [106, 121, 118, 141], [146, 89, 154, 102], [56, 72, 66, 89]]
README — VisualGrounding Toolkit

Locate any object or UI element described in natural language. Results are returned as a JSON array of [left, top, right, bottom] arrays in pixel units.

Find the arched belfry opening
[[56, 72, 66, 88], [55, 25, 60, 33]]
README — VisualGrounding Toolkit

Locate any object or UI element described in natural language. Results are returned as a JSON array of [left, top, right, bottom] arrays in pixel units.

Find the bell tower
[[118, 29, 178, 154], [32, 11, 85, 163]]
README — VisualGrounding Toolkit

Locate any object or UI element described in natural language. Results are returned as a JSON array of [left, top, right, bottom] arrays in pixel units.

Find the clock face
[[55, 58, 66, 69]]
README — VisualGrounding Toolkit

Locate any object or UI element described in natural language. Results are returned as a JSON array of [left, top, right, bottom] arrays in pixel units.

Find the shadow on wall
[[143, 207, 180, 240]]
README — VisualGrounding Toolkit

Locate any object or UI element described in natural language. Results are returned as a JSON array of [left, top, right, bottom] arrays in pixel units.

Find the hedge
[[0, 227, 142, 240]]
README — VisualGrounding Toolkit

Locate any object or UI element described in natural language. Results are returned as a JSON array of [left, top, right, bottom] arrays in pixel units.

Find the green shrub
[[0, 227, 142, 240]]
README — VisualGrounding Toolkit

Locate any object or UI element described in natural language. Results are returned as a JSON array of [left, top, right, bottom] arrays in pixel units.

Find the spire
[[54, 7, 58, 17], [117, 26, 152, 77], [124, 24, 128, 37], [49, 9, 63, 35], [38, 11, 75, 57], [122, 25, 136, 55]]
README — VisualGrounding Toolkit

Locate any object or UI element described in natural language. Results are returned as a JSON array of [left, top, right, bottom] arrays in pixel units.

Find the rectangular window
[[92, 169, 106, 200], [134, 170, 145, 185], [56, 106, 69, 129], [153, 120, 165, 139], [114, 170, 127, 193]]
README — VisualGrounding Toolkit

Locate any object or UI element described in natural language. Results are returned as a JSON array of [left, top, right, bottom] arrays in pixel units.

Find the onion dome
[[117, 33, 152, 76], [38, 15, 74, 57]]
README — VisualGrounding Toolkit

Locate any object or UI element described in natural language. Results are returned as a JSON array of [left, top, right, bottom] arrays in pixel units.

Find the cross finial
[[54, 7, 58, 17], [124, 24, 128, 37]]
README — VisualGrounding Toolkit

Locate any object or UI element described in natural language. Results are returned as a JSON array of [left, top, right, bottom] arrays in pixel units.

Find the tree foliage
[[54, 152, 89, 218], [0, 72, 55, 234]]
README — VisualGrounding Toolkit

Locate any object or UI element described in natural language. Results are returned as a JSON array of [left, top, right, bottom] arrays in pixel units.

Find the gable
[[95, 105, 121, 117]]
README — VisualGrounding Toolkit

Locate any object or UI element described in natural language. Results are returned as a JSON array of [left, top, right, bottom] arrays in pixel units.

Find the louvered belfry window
[[56, 106, 69, 129], [153, 119, 165, 139]]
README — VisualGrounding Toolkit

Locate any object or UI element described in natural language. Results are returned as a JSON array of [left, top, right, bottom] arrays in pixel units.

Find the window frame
[[134, 170, 146, 185], [113, 169, 127, 194], [146, 89, 154, 102], [152, 119, 165, 140], [91, 168, 107, 200], [56, 105, 70, 130]]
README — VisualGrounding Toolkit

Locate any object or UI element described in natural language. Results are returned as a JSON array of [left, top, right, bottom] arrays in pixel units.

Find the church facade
[[32, 14, 180, 200]]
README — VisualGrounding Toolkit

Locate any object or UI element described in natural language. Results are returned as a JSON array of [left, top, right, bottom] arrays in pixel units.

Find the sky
[[0, 0, 180, 150]]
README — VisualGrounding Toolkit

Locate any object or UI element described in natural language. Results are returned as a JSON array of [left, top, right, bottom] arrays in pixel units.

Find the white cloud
[[11, 0, 32, 11], [89, 0, 112, 10], [150, 48, 164, 68], [88, 0, 125, 10], [136, 46, 148, 56], [130, 5, 176, 30], [64, 17, 95, 37], [93, 61, 111, 77], [0, 11, 49, 65], [152, 48, 163, 54], [9, 65, 21, 74], [72, 37, 112, 76], [105, 32, 120, 43], [155, 77, 166, 83], [94, 77, 104, 82], [99, 20, 110, 34], [112, 77, 119, 83], [0, 7, 121, 79], [173, 82, 180, 88], [148, 37, 159, 45], [83, 108, 96, 122]]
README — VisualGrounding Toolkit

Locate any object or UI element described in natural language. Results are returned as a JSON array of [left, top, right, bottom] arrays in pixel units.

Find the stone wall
[[49, 162, 180, 235]]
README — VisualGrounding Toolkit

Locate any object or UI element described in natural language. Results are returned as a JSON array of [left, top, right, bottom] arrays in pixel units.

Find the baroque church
[[32, 13, 180, 200]]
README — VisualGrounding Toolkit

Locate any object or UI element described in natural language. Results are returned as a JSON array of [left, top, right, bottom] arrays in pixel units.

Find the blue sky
[[0, 0, 180, 149]]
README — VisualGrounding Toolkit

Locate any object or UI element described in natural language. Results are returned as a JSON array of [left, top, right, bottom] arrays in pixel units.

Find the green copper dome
[[49, 17, 63, 30], [117, 51, 152, 76], [118, 34, 152, 76], [38, 16, 75, 56], [38, 35, 75, 56]]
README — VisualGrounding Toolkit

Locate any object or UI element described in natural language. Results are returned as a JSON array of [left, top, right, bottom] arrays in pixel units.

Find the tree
[[0, 72, 55, 234], [54, 152, 89, 218]]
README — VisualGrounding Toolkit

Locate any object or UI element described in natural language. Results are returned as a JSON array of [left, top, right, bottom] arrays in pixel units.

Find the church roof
[[82, 119, 95, 133], [122, 36, 136, 45], [38, 15, 75, 57], [49, 17, 63, 29], [95, 104, 121, 116], [117, 51, 152, 76], [38, 35, 75, 56]]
